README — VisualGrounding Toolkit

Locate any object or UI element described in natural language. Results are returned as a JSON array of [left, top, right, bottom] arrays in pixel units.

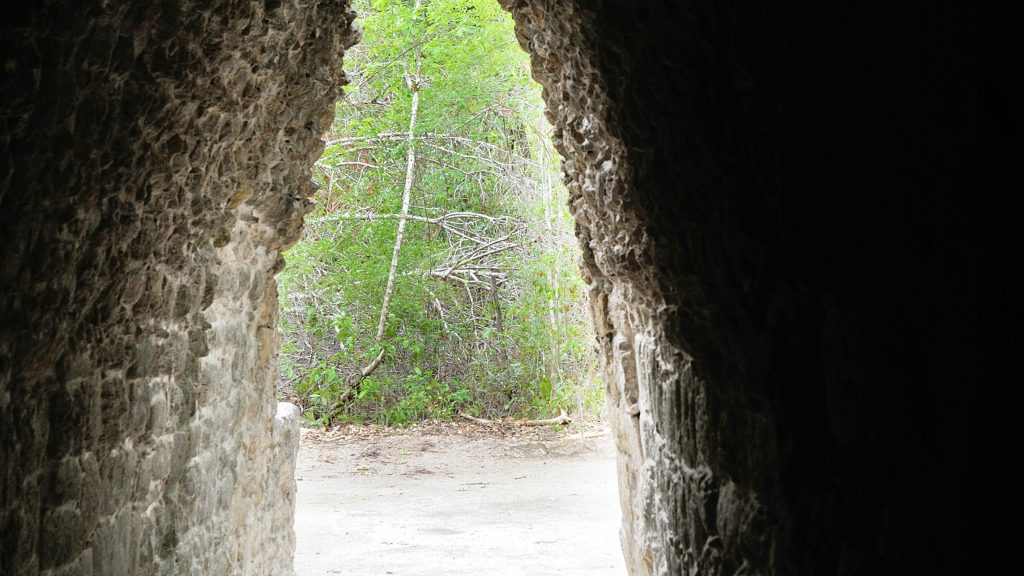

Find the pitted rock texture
[[1, 1, 1018, 575], [0, 2, 356, 574], [506, 1, 1018, 575]]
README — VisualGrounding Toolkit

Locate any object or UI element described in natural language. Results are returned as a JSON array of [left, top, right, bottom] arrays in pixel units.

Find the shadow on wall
[[505, 0, 1021, 574]]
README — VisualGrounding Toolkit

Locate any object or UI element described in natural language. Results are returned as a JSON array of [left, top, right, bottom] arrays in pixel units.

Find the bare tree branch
[[363, 0, 424, 376]]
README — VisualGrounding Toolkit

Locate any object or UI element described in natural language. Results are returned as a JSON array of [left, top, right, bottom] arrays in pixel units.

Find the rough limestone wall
[[508, 1, 1014, 575], [0, 1, 357, 574], [504, 3, 747, 573]]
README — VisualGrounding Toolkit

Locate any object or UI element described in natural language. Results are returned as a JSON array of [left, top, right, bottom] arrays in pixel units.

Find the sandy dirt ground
[[293, 420, 626, 575]]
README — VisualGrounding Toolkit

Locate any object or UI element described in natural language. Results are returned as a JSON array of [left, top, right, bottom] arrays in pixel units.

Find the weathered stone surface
[[505, 1, 1018, 574], [268, 401, 302, 569], [0, 2, 356, 574], [2, 1, 1018, 574]]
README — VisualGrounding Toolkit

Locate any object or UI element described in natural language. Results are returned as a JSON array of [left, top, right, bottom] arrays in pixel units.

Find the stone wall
[[0, 1, 356, 574], [506, 1, 1018, 574], [2, 1, 1017, 574]]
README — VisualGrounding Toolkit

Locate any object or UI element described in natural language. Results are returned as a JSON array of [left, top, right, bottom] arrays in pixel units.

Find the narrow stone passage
[[293, 424, 624, 575], [4, 1, 1010, 573]]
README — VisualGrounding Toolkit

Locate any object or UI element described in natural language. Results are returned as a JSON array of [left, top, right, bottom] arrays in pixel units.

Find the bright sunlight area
[[275, 1, 623, 574]]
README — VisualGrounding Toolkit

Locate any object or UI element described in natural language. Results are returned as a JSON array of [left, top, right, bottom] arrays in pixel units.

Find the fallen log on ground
[[458, 410, 572, 427]]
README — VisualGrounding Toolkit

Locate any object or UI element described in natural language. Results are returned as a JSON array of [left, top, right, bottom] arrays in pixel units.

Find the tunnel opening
[[2, 0, 1015, 574], [277, 0, 602, 428], [282, 3, 619, 572]]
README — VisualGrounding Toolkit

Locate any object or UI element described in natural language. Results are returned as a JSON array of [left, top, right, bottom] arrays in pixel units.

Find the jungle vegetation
[[277, 0, 599, 426]]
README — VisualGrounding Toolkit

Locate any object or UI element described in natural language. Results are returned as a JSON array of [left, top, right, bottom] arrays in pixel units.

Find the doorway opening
[[275, 1, 622, 573]]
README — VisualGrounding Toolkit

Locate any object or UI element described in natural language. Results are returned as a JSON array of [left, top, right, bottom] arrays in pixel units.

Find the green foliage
[[277, 0, 600, 426]]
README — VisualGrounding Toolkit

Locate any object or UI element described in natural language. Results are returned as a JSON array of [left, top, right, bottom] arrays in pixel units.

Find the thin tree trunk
[[540, 156, 562, 397], [489, 273, 509, 368], [372, 0, 423, 348], [489, 274, 504, 334]]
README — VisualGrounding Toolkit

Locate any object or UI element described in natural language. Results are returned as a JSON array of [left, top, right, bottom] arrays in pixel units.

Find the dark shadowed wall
[[505, 1, 1019, 574]]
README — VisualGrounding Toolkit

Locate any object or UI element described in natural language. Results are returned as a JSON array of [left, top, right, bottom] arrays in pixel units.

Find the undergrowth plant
[[277, 0, 600, 426]]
